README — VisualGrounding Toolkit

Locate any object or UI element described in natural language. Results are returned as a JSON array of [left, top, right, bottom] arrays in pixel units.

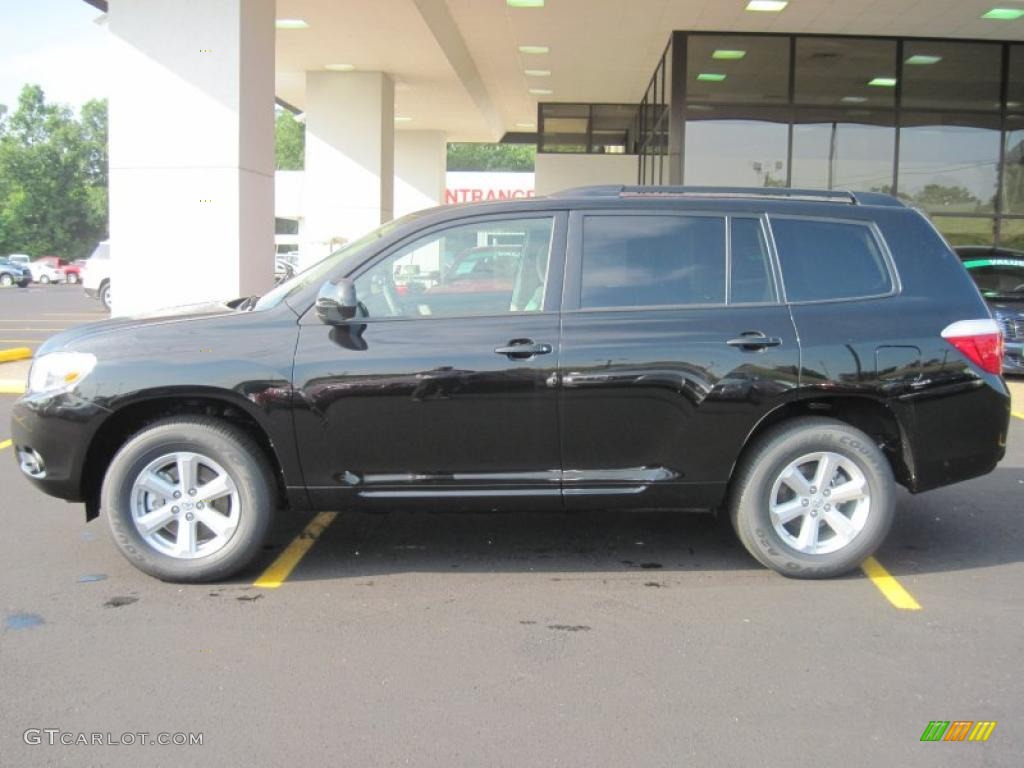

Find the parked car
[[81, 241, 111, 310], [955, 245, 1024, 375], [11, 186, 1009, 583], [37, 255, 82, 284], [0, 257, 32, 288]]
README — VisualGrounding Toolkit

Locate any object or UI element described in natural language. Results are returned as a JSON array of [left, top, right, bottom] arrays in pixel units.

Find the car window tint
[[770, 218, 892, 302], [730, 218, 777, 303], [354, 217, 554, 318], [580, 215, 725, 308]]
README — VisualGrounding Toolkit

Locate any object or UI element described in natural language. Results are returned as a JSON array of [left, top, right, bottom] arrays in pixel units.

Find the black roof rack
[[549, 185, 904, 207]]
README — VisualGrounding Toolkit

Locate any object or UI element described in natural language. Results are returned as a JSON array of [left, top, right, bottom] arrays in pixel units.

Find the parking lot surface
[[0, 283, 107, 352], [1, 289, 1021, 767]]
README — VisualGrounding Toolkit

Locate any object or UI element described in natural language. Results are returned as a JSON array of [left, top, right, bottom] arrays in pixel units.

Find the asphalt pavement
[[0, 286, 1021, 767]]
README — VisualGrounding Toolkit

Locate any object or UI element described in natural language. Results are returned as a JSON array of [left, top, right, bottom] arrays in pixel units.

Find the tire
[[0, 273, 11, 287], [99, 280, 111, 310], [39, 275, 50, 284], [729, 417, 895, 579], [66, 273, 79, 284], [102, 417, 275, 582]]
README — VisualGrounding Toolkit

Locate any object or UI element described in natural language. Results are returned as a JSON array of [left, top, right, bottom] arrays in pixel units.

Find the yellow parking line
[[254, 511, 337, 589], [0, 439, 11, 451], [1012, 412, 1024, 420], [0, 346, 32, 362], [0, 381, 25, 395], [861, 556, 922, 611]]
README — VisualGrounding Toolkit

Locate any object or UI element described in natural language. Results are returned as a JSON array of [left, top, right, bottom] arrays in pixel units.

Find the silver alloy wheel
[[768, 451, 871, 555], [129, 451, 241, 559], [0, 274, 11, 287]]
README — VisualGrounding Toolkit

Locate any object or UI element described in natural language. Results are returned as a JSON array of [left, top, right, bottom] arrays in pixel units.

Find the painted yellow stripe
[[0, 346, 32, 363], [861, 556, 922, 611], [0, 439, 11, 451], [253, 511, 337, 589], [0, 380, 26, 395], [1012, 411, 1024, 420]]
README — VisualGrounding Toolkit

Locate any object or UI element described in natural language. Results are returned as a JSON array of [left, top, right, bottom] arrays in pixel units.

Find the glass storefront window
[[1003, 116, 1024, 215], [897, 114, 1000, 214], [1008, 46, 1024, 111], [998, 219, 1024, 251], [931, 216, 997, 248], [790, 110, 895, 192], [901, 41, 1002, 112], [686, 35, 790, 104], [539, 104, 590, 153], [684, 106, 789, 186], [794, 38, 896, 108]]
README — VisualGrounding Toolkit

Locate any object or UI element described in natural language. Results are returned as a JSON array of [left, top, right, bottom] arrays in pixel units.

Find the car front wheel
[[0, 273, 11, 287], [102, 417, 274, 582], [66, 273, 79, 284], [729, 417, 895, 579], [39, 275, 50, 284], [99, 280, 111, 310]]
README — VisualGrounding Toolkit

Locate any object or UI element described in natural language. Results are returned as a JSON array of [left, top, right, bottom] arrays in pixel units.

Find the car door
[[558, 210, 800, 511], [293, 212, 567, 510]]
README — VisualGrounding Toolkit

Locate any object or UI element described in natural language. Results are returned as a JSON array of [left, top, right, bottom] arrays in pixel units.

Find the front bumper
[[10, 392, 110, 502]]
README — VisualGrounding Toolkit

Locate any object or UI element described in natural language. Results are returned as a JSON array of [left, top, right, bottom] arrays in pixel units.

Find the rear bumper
[[900, 377, 1010, 493]]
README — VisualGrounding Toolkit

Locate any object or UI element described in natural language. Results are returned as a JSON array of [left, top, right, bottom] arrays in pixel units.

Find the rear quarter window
[[770, 218, 893, 303]]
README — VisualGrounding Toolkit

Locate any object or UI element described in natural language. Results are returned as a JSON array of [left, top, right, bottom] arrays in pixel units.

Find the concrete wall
[[534, 154, 638, 196]]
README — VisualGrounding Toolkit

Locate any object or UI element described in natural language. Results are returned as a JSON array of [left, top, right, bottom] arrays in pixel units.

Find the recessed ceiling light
[[746, 1, 788, 12], [394, 116, 413, 122], [712, 49, 747, 60], [275, 19, 309, 29], [841, 96, 868, 103], [515, 122, 536, 129], [518, 45, 550, 55], [507, 0, 544, 7], [905, 55, 942, 65], [528, 88, 553, 95], [697, 73, 727, 82], [982, 8, 1024, 20], [868, 77, 897, 87], [324, 63, 355, 71], [524, 69, 551, 77]]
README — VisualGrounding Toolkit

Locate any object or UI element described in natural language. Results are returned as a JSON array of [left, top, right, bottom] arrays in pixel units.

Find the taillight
[[941, 319, 1003, 375]]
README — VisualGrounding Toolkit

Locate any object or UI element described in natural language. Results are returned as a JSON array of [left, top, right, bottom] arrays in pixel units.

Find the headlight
[[27, 352, 97, 395]]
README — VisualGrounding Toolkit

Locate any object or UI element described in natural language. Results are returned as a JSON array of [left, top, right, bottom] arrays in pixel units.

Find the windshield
[[962, 258, 1024, 299], [253, 212, 427, 311]]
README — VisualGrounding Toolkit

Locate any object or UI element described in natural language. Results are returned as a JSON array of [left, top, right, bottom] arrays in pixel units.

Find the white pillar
[[301, 72, 394, 268], [395, 131, 447, 218], [107, 0, 275, 315]]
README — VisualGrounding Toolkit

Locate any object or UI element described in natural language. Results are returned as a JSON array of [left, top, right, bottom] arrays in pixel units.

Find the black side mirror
[[316, 279, 358, 325]]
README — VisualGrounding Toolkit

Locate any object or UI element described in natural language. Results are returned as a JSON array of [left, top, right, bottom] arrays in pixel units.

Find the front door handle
[[494, 339, 553, 359], [726, 332, 782, 351]]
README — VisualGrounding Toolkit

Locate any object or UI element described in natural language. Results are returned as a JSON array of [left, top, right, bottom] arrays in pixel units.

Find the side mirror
[[315, 278, 358, 325]]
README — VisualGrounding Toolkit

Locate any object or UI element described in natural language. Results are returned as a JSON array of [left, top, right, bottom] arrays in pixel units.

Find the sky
[[0, 0, 110, 112]]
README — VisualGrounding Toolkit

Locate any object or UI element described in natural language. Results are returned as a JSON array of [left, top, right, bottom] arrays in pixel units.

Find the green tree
[[0, 85, 108, 260], [275, 108, 304, 170], [446, 142, 535, 172]]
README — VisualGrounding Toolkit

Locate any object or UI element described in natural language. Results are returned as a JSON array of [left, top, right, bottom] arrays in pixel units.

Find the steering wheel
[[372, 272, 402, 316]]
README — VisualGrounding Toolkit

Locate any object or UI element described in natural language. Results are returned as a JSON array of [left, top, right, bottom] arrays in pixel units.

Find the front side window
[[770, 218, 893, 302], [354, 217, 554, 318], [580, 215, 726, 308]]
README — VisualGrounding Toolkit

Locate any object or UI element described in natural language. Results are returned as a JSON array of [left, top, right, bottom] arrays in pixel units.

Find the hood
[[36, 299, 242, 355]]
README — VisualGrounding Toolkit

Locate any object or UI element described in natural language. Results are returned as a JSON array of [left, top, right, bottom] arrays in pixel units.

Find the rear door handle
[[726, 332, 782, 350], [494, 339, 553, 359]]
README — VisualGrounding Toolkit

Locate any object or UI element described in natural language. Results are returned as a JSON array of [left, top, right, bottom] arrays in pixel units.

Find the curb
[[0, 347, 32, 363]]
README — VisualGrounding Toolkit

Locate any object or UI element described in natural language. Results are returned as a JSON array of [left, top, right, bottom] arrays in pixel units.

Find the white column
[[107, 0, 275, 315], [301, 72, 394, 268], [395, 131, 447, 218]]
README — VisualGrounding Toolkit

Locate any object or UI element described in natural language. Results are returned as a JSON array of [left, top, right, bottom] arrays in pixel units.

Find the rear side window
[[580, 215, 725, 308], [730, 218, 777, 303], [770, 218, 892, 302]]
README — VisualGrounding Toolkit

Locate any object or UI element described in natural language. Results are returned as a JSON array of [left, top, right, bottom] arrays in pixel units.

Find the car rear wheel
[[0, 273, 11, 287], [99, 280, 111, 310], [729, 417, 895, 579], [102, 417, 274, 582], [39, 275, 50, 284], [66, 273, 79, 284]]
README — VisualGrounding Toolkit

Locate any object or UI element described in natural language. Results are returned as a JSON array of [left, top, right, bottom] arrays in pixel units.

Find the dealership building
[[87, 0, 1024, 314]]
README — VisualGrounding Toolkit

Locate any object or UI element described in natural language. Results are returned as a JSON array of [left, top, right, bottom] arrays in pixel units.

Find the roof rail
[[550, 185, 904, 207]]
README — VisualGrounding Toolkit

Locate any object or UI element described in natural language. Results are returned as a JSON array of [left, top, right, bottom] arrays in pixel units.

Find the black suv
[[11, 186, 1010, 582]]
